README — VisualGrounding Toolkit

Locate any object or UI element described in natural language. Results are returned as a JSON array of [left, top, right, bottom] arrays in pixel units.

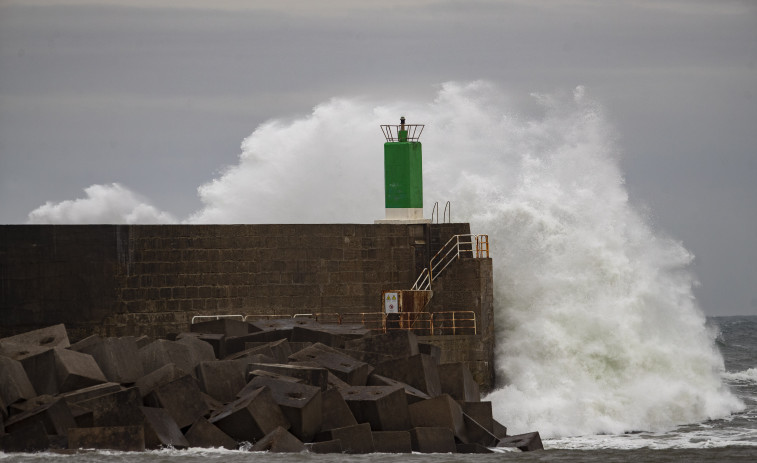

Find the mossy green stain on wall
[[384, 141, 423, 209]]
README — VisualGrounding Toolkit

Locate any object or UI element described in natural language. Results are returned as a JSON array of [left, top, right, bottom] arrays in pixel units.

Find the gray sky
[[1, 0, 755, 315]]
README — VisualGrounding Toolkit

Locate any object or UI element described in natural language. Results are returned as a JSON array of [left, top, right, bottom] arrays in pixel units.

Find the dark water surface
[[3, 448, 757, 463]]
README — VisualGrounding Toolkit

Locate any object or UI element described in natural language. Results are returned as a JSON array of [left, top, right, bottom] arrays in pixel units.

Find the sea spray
[[187, 98, 387, 224], [453, 85, 744, 437], [190, 81, 741, 437], [27, 183, 177, 224], [26, 81, 743, 437]]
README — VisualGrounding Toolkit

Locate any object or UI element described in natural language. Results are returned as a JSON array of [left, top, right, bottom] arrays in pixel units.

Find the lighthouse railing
[[380, 124, 424, 142]]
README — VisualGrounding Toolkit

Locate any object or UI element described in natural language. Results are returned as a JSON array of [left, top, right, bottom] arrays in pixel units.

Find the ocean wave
[[546, 428, 757, 450], [723, 368, 757, 384]]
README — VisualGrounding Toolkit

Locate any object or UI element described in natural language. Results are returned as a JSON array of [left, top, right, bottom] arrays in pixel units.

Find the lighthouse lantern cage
[[380, 122, 424, 142]]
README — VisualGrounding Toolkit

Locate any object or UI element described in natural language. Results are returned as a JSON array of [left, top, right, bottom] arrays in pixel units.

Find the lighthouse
[[376, 117, 430, 223]]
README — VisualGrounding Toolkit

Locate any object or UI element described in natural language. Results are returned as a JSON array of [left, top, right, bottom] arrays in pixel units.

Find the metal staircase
[[412, 234, 489, 291]]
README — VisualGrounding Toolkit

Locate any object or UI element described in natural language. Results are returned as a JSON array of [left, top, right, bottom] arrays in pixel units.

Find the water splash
[[27, 183, 176, 224], [191, 81, 741, 436]]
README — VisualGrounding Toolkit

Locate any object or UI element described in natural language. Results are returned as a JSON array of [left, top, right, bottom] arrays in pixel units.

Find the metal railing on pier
[[190, 314, 244, 324], [191, 310, 476, 336]]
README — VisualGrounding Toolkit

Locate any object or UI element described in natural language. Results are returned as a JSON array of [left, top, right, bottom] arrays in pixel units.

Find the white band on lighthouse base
[[375, 208, 430, 224]]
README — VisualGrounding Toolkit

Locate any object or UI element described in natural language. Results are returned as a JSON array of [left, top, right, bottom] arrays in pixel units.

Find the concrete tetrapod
[[184, 418, 238, 450], [209, 386, 290, 443], [0, 320, 544, 453], [246, 376, 323, 442], [251, 426, 306, 452], [340, 385, 411, 431], [68, 425, 145, 451]]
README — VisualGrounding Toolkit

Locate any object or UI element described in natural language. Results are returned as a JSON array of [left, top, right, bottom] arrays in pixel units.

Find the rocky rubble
[[0, 320, 542, 453]]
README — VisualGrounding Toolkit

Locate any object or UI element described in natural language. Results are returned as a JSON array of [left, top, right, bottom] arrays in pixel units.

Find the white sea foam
[[723, 368, 757, 384], [545, 428, 757, 450], [25, 81, 743, 439]]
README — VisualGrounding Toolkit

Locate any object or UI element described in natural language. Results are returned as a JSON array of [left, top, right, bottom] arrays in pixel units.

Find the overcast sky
[[1, 0, 755, 316]]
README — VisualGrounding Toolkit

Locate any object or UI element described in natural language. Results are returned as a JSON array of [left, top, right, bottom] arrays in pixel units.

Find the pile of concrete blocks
[[0, 320, 542, 453]]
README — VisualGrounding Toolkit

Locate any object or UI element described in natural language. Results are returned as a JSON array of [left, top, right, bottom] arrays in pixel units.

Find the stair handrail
[[430, 234, 470, 281], [412, 267, 431, 291], [412, 234, 489, 290], [443, 201, 451, 223]]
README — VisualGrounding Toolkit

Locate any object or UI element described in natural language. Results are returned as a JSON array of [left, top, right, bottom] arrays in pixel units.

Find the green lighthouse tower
[[378, 117, 429, 223]]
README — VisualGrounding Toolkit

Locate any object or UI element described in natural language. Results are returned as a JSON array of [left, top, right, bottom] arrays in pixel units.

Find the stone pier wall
[[424, 257, 495, 391], [0, 224, 488, 339], [0, 225, 123, 341], [1, 223, 496, 389]]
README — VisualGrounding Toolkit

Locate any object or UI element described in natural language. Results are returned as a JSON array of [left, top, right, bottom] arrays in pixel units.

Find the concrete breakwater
[[0, 322, 542, 453], [1, 224, 495, 390]]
